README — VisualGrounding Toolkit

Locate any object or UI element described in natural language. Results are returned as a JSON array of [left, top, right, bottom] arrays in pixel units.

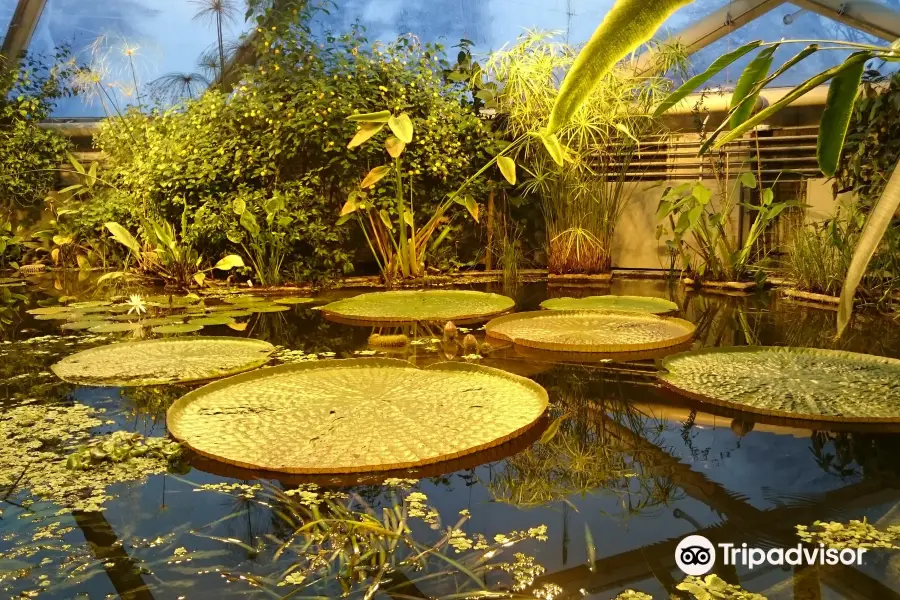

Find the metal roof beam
[[1, 0, 47, 61], [793, 0, 900, 41], [637, 0, 784, 72]]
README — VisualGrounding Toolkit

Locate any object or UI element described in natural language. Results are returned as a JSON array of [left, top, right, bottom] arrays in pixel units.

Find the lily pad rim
[[659, 345, 900, 424], [320, 290, 516, 324], [50, 336, 276, 387], [485, 309, 697, 354], [167, 357, 549, 474], [539, 294, 679, 314]]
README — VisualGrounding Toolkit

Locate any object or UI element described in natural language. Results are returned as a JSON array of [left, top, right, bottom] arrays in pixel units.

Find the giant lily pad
[[485, 310, 695, 353], [540, 295, 678, 314], [660, 347, 900, 423], [51, 337, 275, 386], [167, 358, 548, 474], [321, 290, 515, 324]]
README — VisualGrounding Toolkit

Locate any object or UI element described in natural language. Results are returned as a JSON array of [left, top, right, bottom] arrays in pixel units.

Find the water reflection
[[4, 278, 900, 598]]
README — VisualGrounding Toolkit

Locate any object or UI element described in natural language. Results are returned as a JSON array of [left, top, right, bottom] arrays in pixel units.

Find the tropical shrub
[[95, 8, 498, 282], [0, 50, 75, 214]]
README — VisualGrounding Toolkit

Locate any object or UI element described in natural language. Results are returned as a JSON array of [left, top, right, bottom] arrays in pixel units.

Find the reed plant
[[484, 31, 686, 274], [785, 211, 858, 296]]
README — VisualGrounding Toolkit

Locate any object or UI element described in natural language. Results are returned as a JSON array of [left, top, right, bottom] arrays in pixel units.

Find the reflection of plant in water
[[489, 381, 681, 510], [809, 430, 900, 482], [684, 293, 761, 348], [187, 479, 551, 598], [0, 285, 25, 339]]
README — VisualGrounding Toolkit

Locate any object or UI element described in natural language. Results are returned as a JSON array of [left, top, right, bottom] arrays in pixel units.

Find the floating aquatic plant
[[660, 346, 900, 421], [51, 337, 275, 386], [795, 518, 900, 549], [321, 290, 515, 324], [540, 295, 678, 314], [677, 575, 767, 600], [66, 431, 182, 470], [486, 310, 695, 353], [167, 358, 548, 473]]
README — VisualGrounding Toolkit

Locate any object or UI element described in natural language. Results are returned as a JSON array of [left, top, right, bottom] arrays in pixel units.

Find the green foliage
[[66, 431, 183, 471], [785, 207, 860, 296], [224, 179, 351, 285], [102, 218, 244, 288], [839, 71, 900, 208], [0, 50, 74, 213], [547, 0, 692, 133], [96, 15, 496, 283], [0, 217, 24, 269], [657, 172, 800, 282], [485, 31, 684, 274], [796, 518, 900, 549]]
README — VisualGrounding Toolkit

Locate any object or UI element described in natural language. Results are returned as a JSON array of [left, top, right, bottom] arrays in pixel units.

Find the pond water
[[2, 276, 900, 599]]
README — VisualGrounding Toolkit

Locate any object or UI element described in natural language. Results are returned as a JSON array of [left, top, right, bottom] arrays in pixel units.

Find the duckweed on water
[[65, 431, 182, 470], [795, 518, 900, 549], [0, 403, 178, 512], [677, 575, 767, 600]]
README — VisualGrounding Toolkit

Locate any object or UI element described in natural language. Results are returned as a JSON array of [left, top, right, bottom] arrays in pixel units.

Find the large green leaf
[[654, 41, 763, 116], [697, 45, 820, 153], [388, 113, 414, 144], [710, 51, 873, 151], [346, 110, 391, 123], [497, 156, 516, 185], [818, 57, 866, 178], [347, 122, 384, 149], [537, 131, 565, 166], [548, 0, 693, 132], [361, 165, 392, 188], [729, 45, 779, 129], [837, 159, 900, 336], [213, 255, 245, 271], [104, 222, 141, 255]]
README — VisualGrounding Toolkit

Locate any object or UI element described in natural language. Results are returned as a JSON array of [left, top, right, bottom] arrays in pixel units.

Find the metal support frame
[[793, 0, 900, 41], [1, 0, 47, 61]]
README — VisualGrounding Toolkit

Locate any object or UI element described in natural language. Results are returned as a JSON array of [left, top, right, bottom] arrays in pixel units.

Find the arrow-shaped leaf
[[361, 165, 392, 188], [497, 156, 516, 185], [348, 122, 385, 149]]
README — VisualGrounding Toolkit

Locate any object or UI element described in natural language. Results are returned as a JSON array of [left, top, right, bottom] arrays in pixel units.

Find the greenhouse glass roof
[[2, 0, 899, 116]]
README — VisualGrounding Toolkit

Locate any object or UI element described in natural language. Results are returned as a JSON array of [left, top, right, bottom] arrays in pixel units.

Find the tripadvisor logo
[[675, 535, 867, 575]]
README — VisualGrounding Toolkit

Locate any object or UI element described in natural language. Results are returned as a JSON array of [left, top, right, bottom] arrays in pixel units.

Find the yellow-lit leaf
[[538, 130, 565, 166], [213, 255, 244, 271], [347, 122, 385, 149], [347, 110, 391, 123], [497, 156, 516, 185], [385, 136, 406, 158], [340, 193, 360, 216], [52, 235, 73, 246], [76, 254, 90, 269], [232, 198, 246, 215], [540, 414, 566, 444], [104, 222, 142, 255], [193, 272, 207, 287], [51, 248, 60, 265], [455, 195, 479, 222], [228, 321, 248, 331], [361, 165, 392, 189], [388, 113, 414, 144]]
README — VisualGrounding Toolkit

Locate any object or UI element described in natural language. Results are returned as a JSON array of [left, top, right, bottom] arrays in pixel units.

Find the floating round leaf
[[89, 322, 143, 333], [51, 337, 275, 386], [273, 297, 316, 305], [661, 346, 900, 423], [152, 323, 204, 335], [485, 310, 695, 353], [61, 320, 111, 331], [167, 358, 548, 474], [26, 306, 71, 316], [68, 301, 111, 309], [540, 295, 678, 314], [190, 316, 237, 326], [224, 295, 267, 305], [246, 304, 290, 313], [321, 290, 515, 324]]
